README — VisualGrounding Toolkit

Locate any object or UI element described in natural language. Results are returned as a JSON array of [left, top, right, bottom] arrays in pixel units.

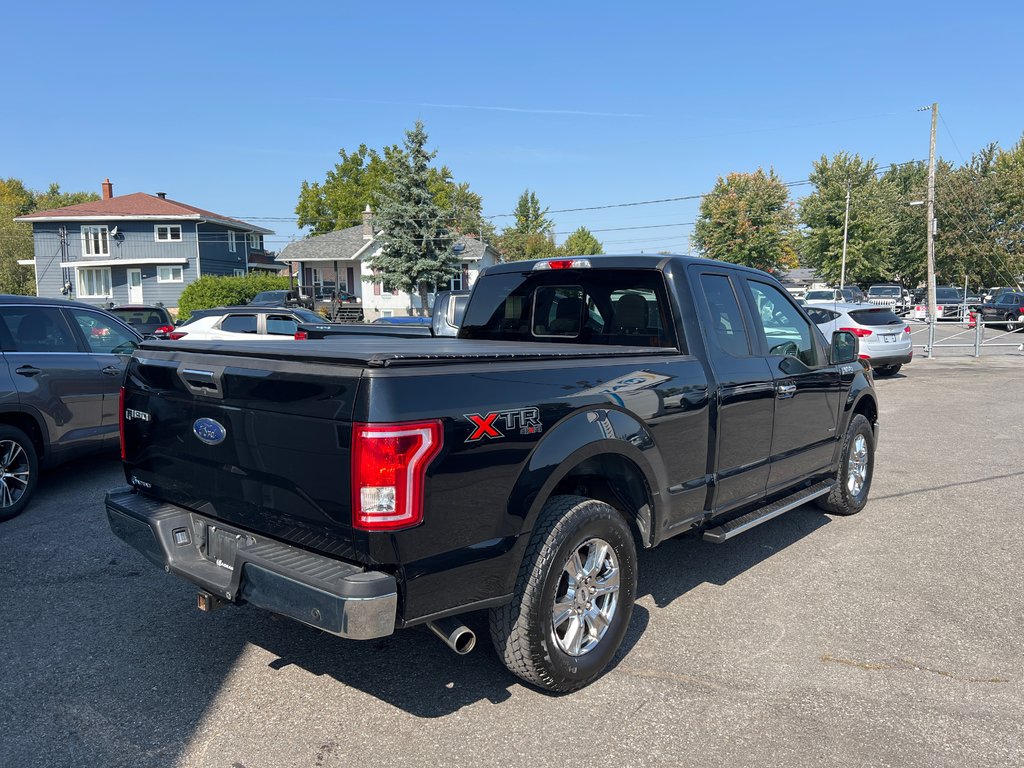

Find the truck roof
[[482, 253, 757, 276]]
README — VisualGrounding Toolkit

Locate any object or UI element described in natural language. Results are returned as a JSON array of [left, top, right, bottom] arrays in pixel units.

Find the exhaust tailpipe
[[426, 617, 476, 655]]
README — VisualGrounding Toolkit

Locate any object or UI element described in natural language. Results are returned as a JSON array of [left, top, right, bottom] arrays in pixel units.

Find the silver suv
[[0, 296, 141, 521]]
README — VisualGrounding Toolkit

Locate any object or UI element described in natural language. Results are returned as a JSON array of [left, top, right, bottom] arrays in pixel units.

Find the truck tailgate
[[121, 348, 365, 561]]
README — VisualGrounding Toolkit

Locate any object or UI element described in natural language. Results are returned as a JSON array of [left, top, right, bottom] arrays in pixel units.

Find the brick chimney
[[362, 204, 373, 240], [101, 178, 113, 200]]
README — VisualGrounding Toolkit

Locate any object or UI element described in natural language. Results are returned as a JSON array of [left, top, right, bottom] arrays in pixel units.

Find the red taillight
[[168, 331, 188, 340], [533, 258, 592, 270], [154, 324, 174, 335], [118, 386, 126, 460], [904, 325, 911, 334], [840, 326, 873, 338], [351, 420, 443, 531], [294, 330, 308, 340]]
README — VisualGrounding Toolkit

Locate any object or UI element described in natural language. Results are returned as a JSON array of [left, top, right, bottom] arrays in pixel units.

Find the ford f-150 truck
[[106, 255, 877, 692]]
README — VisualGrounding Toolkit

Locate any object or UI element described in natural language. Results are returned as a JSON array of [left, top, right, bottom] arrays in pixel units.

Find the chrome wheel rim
[[847, 434, 869, 497], [0, 439, 30, 508], [550, 537, 620, 657]]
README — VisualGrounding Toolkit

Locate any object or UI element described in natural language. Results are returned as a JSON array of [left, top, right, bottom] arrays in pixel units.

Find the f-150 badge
[[464, 408, 542, 441]]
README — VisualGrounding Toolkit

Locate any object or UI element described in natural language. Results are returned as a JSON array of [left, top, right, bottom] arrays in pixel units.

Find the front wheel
[[1006, 315, 1021, 332], [816, 414, 874, 516], [490, 495, 637, 692], [0, 425, 39, 522]]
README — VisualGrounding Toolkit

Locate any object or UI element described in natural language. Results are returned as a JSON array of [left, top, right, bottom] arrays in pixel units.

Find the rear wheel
[[0, 425, 39, 522], [490, 495, 637, 692], [816, 414, 874, 516], [1006, 314, 1021, 332]]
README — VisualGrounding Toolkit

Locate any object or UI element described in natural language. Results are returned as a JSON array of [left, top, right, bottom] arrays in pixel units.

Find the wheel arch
[[507, 407, 665, 552], [0, 408, 46, 463]]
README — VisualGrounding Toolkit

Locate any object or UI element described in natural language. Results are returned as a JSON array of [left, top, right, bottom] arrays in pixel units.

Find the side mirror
[[830, 330, 859, 365]]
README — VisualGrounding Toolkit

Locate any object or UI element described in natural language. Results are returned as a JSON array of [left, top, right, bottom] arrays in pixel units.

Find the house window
[[78, 267, 112, 298], [233, 269, 246, 277], [248, 233, 261, 250], [157, 266, 183, 283], [228, 231, 237, 253], [450, 262, 471, 291], [154, 225, 182, 242], [81, 226, 109, 257]]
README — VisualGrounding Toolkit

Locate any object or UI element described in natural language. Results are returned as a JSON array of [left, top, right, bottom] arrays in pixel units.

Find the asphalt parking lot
[[1, 355, 1022, 768]]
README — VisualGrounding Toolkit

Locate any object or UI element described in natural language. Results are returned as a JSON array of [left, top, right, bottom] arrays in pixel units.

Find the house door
[[127, 269, 143, 303]]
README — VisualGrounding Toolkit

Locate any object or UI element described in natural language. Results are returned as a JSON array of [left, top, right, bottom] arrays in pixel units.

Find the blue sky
[[4, 1, 1023, 253]]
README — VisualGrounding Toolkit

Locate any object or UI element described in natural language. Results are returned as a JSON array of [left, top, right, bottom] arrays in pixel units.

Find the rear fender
[[508, 407, 665, 548]]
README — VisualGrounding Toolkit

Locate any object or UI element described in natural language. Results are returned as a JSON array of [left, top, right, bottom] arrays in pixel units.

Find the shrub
[[177, 273, 291, 320]]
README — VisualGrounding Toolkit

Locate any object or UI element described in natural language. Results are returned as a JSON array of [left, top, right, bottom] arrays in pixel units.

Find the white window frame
[[248, 233, 261, 249], [154, 224, 183, 242], [157, 265, 183, 283], [233, 268, 246, 277], [228, 230, 237, 253], [81, 225, 109, 257], [77, 267, 113, 299]]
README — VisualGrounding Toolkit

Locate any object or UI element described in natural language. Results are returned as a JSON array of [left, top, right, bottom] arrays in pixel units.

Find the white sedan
[[169, 307, 325, 341]]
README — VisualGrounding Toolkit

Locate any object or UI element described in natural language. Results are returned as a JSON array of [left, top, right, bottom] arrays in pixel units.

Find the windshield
[[254, 291, 288, 302], [110, 308, 169, 325], [868, 286, 900, 296], [805, 290, 836, 301]]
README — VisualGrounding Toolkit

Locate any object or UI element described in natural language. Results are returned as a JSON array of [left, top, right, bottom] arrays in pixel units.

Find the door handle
[[101, 365, 122, 376], [776, 383, 797, 398], [15, 365, 41, 377]]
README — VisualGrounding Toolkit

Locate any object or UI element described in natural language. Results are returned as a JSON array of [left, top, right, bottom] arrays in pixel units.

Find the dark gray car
[[0, 296, 141, 521]]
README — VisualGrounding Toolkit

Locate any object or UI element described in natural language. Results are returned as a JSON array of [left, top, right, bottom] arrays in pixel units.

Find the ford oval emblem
[[193, 417, 227, 446]]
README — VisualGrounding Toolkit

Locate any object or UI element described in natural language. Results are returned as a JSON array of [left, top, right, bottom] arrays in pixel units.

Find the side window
[[805, 307, 837, 324], [266, 314, 299, 336], [698, 274, 751, 357], [220, 314, 258, 334], [69, 310, 139, 355], [745, 281, 818, 366], [2, 306, 79, 353], [532, 287, 583, 338]]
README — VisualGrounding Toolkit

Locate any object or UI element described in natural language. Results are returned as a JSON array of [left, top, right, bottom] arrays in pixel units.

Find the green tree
[[0, 179, 101, 295], [499, 189, 557, 261], [881, 161, 928, 287], [693, 169, 797, 273], [799, 153, 896, 285], [559, 226, 603, 255], [177, 273, 291, 320], [368, 121, 458, 315]]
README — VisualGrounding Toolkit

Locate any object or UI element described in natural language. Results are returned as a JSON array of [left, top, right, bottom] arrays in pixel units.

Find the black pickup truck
[[107, 255, 876, 691]]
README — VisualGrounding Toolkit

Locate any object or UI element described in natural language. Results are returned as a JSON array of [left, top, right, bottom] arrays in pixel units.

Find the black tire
[[490, 495, 637, 692], [816, 414, 874, 516], [0, 425, 39, 522], [1006, 314, 1020, 332], [874, 364, 901, 377]]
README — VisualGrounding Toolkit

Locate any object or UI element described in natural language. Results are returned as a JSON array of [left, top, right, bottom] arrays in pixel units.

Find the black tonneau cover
[[138, 337, 678, 367]]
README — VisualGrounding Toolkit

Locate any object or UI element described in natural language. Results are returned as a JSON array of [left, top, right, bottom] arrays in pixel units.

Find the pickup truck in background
[[107, 255, 876, 691], [296, 290, 469, 340]]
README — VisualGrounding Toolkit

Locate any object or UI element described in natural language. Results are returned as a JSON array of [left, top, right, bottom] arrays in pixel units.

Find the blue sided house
[[14, 179, 276, 309]]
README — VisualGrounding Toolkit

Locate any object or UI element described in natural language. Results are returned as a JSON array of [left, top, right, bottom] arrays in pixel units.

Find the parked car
[[298, 291, 470, 340], [978, 291, 1024, 331], [0, 296, 142, 521], [109, 305, 175, 339], [804, 302, 912, 376], [841, 286, 867, 303], [805, 288, 845, 302], [169, 306, 326, 341], [248, 290, 315, 310], [910, 286, 967, 321], [866, 284, 910, 315]]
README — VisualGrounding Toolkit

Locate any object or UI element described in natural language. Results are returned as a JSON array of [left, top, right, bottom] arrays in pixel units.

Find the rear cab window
[[460, 269, 680, 350]]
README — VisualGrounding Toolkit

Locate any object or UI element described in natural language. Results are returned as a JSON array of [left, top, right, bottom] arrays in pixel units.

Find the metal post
[[927, 318, 936, 359], [974, 312, 984, 357], [926, 102, 938, 328], [840, 182, 851, 289]]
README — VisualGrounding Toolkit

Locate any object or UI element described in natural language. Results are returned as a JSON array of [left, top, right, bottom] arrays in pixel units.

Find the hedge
[[177, 273, 292, 320]]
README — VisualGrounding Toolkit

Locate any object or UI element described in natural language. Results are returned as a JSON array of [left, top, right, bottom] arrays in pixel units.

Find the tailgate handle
[[179, 367, 222, 397]]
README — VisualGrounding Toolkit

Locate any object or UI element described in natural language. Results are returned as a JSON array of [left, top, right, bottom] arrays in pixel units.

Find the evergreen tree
[[368, 121, 458, 316], [693, 169, 797, 273], [559, 226, 603, 255], [499, 189, 557, 261]]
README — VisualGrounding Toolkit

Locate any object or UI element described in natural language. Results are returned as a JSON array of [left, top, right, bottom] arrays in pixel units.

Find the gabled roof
[[15, 192, 274, 234], [277, 225, 497, 263]]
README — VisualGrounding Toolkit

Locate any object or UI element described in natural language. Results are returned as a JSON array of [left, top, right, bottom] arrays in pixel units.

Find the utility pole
[[840, 181, 851, 289], [926, 102, 938, 326]]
